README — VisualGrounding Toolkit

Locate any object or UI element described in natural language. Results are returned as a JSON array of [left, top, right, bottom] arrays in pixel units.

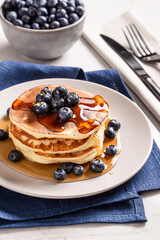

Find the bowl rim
[[0, 4, 86, 33]]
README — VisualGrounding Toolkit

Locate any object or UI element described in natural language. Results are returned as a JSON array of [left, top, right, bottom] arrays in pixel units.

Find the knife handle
[[142, 76, 160, 101]]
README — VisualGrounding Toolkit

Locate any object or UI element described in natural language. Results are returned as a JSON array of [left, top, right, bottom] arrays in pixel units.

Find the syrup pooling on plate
[[12, 95, 109, 134]]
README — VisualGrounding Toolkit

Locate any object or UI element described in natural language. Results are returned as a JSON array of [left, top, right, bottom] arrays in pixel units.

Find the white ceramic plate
[[0, 79, 152, 199]]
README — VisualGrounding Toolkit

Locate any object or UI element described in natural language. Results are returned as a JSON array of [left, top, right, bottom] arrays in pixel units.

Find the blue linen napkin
[[0, 61, 159, 228]]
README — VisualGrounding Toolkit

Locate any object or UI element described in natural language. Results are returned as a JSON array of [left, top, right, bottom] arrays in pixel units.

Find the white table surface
[[0, 0, 160, 239]]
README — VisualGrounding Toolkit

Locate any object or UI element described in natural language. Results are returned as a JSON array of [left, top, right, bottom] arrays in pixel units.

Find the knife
[[100, 34, 160, 101]]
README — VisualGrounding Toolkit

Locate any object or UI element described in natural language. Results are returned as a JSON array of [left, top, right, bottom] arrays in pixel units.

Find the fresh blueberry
[[42, 22, 49, 29], [66, 6, 75, 14], [3, 0, 12, 10], [24, 24, 31, 28], [6, 11, 17, 23], [28, 6, 37, 17], [67, 1, 75, 8], [106, 145, 118, 156], [48, 14, 56, 22], [52, 86, 68, 98], [25, 0, 33, 7], [89, 159, 105, 172], [68, 13, 79, 24], [59, 17, 69, 27], [108, 119, 121, 131], [62, 162, 74, 174], [36, 7, 48, 16], [18, 7, 28, 17], [7, 107, 10, 116], [58, 107, 72, 122], [35, 16, 47, 25], [54, 168, 66, 180], [0, 129, 8, 141], [47, 0, 58, 8], [50, 21, 60, 28], [17, 0, 25, 8], [55, 8, 67, 18], [75, 0, 84, 7], [8, 150, 21, 162], [36, 91, 52, 103], [51, 96, 65, 110], [11, 0, 20, 7], [57, 0, 67, 9], [33, 101, 49, 115], [14, 19, 23, 26], [75, 5, 84, 16], [50, 7, 56, 14], [66, 92, 80, 106], [41, 86, 52, 94], [33, 0, 47, 8], [104, 127, 116, 139], [32, 22, 40, 29], [73, 165, 84, 176], [21, 14, 30, 24]]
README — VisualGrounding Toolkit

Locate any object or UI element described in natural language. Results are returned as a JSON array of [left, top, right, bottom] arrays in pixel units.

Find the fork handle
[[142, 76, 160, 101]]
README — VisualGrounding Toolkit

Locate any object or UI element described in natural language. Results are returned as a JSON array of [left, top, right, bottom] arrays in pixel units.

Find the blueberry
[[67, 1, 75, 8], [18, 7, 28, 17], [50, 7, 56, 14], [35, 16, 47, 25], [24, 24, 31, 28], [47, 0, 58, 7], [54, 168, 66, 180], [108, 119, 121, 131], [75, 5, 84, 17], [51, 96, 65, 110], [3, 0, 12, 10], [7, 107, 10, 116], [57, 0, 67, 9], [32, 22, 40, 29], [106, 145, 118, 156], [28, 6, 37, 17], [66, 92, 80, 106], [52, 86, 67, 98], [21, 15, 30, 24], [17, 0, 25, 8], [62, 162, 74, 173], [59, 17, 69, 27], [42, 92, 52, 102], [33, 0, 47, 8], [33, 101, 49, 115], [14, 19, 23, 26], [58, 107, 72, 121], [8, 150, 21, 162], [41, 86, 52, 94], [89, 159, 105, 172], [75, 0, 84, 7], [48, 14, 56, 23], [68, 13, 79, 24], [25, 0, 33, 7], [50, 21, 60, 29], [11, 0, 20, 7], [0, 129, 8, 141], [6, 11, 17, 23], [73, 165, 84, 176], [36, 7, 48, 16], [66, 6, 75, 14], [104, 127, 116, 139], [55, 8, 67, 18], [42, 22, 49, 29]]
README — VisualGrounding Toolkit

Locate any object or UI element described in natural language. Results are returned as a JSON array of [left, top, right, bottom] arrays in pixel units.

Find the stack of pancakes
[[9, 85, 109, 164]]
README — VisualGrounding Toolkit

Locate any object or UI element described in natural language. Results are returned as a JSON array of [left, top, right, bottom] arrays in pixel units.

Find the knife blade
[[100, 34, 160, 101]]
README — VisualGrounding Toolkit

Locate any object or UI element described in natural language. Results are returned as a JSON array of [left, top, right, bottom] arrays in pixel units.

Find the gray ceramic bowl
[[0, 7, 86, 60]]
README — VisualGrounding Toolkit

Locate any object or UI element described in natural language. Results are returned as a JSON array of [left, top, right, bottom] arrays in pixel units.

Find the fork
[[123, 24, 160, 63]]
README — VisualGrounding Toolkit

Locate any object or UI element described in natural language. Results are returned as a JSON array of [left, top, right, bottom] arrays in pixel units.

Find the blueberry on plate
[[33, 101, 49, 115], [62, 162, 74, 174], [58, 107, 72, 122], [41, 86, 52, 95], [104, 127, 116, 139], [52, 86, 68, 98], [0, 129, 8, 141], [68, 13, 79, 24], [73, 165, 84, 176], [6, 11, 17, 23], [89, 159, 105, 172], [54, 168, 66, 180], [51, 96, 65, 110], [7, 107, 10, 116], [106, 145, 118, 156], [8, 150, 21, 162], [108, 119, 121, 131], [66, 92, 79, 106], [36, 91, 52, 103]]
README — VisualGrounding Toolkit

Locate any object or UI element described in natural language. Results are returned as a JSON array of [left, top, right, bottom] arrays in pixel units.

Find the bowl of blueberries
[[0, 0, 86, 60]]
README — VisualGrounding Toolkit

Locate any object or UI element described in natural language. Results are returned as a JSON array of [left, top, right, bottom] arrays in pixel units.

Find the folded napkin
[[0, 61, 159, 228], [83, 10, 160, 121]]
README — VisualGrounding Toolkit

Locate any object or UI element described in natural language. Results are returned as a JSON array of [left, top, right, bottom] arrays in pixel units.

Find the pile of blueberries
[[33, 86, 80, 122], [2, 0, 85, 29]]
